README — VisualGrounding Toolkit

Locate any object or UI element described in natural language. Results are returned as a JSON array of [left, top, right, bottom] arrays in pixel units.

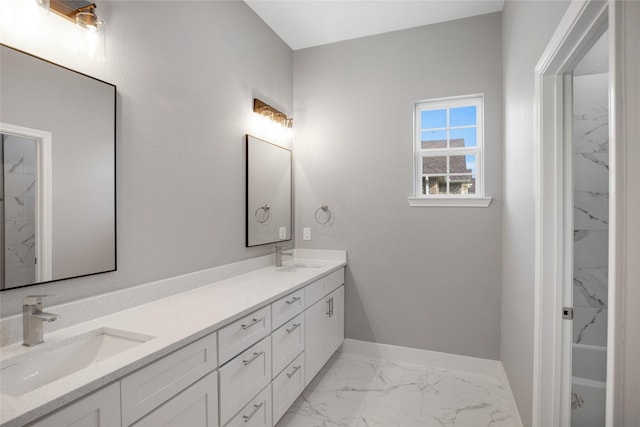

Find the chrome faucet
[[275, 245, 293, 267], [23, 295, 58, 347]]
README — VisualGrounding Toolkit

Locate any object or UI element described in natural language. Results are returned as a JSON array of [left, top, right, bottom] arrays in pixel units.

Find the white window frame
[[408, 94, 492, 207]]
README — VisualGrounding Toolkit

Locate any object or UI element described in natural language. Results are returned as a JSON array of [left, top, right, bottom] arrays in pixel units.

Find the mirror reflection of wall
[[0, 44, 116, 290], [246, 135, 292, 247]]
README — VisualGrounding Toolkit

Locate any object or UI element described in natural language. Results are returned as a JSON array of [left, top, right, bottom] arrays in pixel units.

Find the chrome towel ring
[[255, 204, 270, 223], [315, 204, 332, 225]]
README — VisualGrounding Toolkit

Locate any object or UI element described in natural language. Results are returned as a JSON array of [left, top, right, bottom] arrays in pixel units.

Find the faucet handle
[[23, 295, 57, 306]]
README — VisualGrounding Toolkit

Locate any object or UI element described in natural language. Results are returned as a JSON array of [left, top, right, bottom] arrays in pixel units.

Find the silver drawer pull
[[285, 296, 301, 305], [286, 365, 301, 378], [241, 317, 262, 330], [285, 323, 301, 334], [242, 351, 263, 366], [242, 402, 264, 423]]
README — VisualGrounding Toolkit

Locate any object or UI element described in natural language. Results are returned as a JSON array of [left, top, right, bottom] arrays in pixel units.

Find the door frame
[[0, 122, 52, 283], [531, 0, 634, 425]]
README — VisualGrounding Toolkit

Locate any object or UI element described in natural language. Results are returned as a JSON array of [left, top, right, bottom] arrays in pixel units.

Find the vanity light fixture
[[49, 0, 106, 60], [253, 99, 293, 128]]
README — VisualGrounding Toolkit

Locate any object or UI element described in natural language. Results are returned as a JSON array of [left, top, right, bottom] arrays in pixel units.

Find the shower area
[[570, 30, 609, 427]]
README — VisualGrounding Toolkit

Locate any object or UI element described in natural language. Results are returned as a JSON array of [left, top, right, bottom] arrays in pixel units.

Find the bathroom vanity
[[0, 254, 346, 427]]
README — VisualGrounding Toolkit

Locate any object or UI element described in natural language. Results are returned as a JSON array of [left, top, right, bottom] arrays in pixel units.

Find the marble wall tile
[[4, 220, 35, 247], [574, 230, 608, 269], [4, 265, 36, 288], [5, 240, 35, 268], [574, 191, 608, 231], [573, 307, 608, 346], [3, 136, 25, 174], [573, 73, 609, 154], [3, 174, 36, 222], [574, 266, 608, 308], [573, 153, 609, 193]]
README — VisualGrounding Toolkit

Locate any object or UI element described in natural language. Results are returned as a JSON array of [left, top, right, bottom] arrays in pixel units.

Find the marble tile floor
[[277, 352, 518, 427]]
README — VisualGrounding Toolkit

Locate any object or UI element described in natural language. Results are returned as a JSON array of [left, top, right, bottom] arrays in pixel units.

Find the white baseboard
[[338, 338, 502, 376]]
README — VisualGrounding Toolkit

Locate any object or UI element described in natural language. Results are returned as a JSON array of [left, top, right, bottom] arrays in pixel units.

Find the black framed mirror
[[0, 44, 116, 290], [246, 134, 292, 247]]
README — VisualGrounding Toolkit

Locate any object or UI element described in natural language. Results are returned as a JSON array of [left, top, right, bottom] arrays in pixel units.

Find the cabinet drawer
[[271, 288, 304, 331], [224, 385, 272, 427], [132, 371, 218, 427], [219, 336, 271, 425], [219, 305, 271, 365], [304, 269, 344, 308], [121, 332, 217, 426], [272, 353, 305, 425], [272, 314, 304, 378]]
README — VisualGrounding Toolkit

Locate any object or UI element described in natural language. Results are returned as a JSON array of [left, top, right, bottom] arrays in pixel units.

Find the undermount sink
[[276, 262, 324, 272], [0, 327, 154, 396]]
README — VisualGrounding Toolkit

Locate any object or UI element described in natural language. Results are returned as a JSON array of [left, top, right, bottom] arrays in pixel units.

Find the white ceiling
[[244, 0, 505, 51]]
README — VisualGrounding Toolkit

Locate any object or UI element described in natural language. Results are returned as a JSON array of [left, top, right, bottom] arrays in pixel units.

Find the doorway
[[531, 1, 616, 426], [1, 132, 38, 288], [569, 29, 609, 427], [0, 123, 52, 289]]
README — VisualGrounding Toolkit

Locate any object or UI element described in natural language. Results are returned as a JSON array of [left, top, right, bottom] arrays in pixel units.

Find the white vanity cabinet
[[271, 314, 304, 377], [121, 332, 218, 426], [224, 385, 272, 427], [29, 383, 121, 427], [272, 353, 305, 424], [15, 265, 346, 427], [271, 289, 304, 331], [305, 285, 345, 385], [132, 371, 218, 427], [219, 336, 272, 425], [218, 306, 271, 365]]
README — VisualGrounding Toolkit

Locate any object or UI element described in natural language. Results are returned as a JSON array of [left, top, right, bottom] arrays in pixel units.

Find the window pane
[[450, 175, 476, 194], [449, 154, 476, 175], [450, 106, 476, 127], [421, 109, 446, 129], [449, 128, 477, 148], [423, 156, 446, 174], [426, 176, 447, 195], [421, 130, 447, 149]]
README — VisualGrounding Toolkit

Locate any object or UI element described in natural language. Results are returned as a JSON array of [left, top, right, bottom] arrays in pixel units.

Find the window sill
[[407, 196, 493, 207]]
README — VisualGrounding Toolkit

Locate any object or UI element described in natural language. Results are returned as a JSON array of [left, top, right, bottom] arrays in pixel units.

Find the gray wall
[[293, 13, 503, 360], [0, 0, 293, 315], [501, 1, 570, 425]]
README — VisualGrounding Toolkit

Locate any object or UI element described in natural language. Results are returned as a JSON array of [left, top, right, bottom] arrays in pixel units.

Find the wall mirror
[[0, 44, 116, 290], [246, 134, 292, 247]]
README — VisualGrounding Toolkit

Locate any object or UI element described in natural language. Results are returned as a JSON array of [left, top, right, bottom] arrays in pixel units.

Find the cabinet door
[[30, 382, 121, 427], [132, 371, 218, 427], [326, 285, 345, 356], [304, 295, 330, 386]]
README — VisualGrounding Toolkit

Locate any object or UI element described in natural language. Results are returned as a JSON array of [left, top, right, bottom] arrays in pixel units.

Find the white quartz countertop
[[0, 254, 346, 427]]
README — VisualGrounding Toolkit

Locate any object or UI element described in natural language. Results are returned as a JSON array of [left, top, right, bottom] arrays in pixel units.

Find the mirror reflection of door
[[1, 133, 38, 288]]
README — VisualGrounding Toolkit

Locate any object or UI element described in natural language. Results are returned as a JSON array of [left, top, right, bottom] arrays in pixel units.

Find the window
[[410, 94, 491, 207]]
